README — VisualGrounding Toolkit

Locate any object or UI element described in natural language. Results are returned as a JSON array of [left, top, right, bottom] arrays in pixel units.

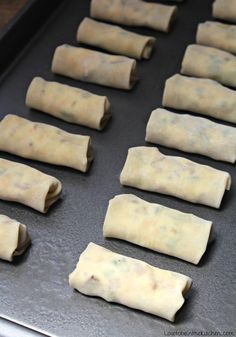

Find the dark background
[[0, 0, 28, 29], [0, 0, 235, 336]]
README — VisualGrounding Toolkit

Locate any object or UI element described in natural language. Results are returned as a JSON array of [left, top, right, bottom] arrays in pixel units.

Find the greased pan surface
[[0, 0, 235, 336]]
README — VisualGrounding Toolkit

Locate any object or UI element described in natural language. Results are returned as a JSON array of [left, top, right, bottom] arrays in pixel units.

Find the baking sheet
[[0, 0, 235, 336], [0, 0, 63, 74]]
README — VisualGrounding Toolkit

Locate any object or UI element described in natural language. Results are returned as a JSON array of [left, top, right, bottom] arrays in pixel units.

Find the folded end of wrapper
[[84, 138, 94, 172], [98, 98, 112, 131], [11, 224, 31, 262], [90, 0, 99, 19], [214, 172, 231, 209], [51, 44, 67, 74], [162, 74, 179, 107], [212, 0, 218, 18], [195, 22, 203, 44], [25, 76, 42, 108], [180, 44, 196, 75], [165, 6, 178, 33], [129, 60, 139, 90], [169, 276, 192, 322], [141, 37, 156, 60], [43, 178, 62, 213], [192, 220, 213, 265]]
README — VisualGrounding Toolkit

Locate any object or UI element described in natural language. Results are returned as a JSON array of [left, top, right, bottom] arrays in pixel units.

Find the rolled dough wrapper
[[212, 0, 236, 23], [77, 18, 156, 60], [163, 74, 236, 124], [52, 45, 138, 90], [103, 194, 212, 264], [181, 44, 236, 88], [0, 158, 62, 213], [120, 147, 231, 208], [0, 114, 92, 172], [69, 242, 192, 322], [145, 108, 236, 163], [0, 214, 31, 262], [90, 0, 177, 33], [26, 77, 111, 130], [196, 21, 236, 55]]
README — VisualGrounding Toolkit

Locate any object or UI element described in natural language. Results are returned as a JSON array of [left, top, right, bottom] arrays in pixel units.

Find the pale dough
[[163, 74, 236, 124], [213, 0, 236, 23], [120, 147, 231, 208], [52, 45, 138, 90], [146, 108, 236, 163], [197, 21, 236, 55], [26, 77, 111, 130], [69, 242, 192, 322], [90, 0, 177, 33], [0, 158, 62, 213], [181, 44, 236, 88], [0, 114, 92, 172], [103, 194, 213, 264], [77, 18, 156, 60], [0, 214, 31, 262]]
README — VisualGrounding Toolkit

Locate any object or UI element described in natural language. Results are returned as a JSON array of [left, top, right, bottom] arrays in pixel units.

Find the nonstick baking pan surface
[[0, 0, 235, 336]]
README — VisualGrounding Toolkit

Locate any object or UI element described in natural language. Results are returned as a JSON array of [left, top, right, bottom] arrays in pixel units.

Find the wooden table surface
[[0, 0, 28, 29]]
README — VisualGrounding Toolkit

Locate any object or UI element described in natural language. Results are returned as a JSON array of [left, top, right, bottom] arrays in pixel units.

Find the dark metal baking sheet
[[0, 317, 47, 337], [0, 0, 64, 75], [0, 0, 235, 336]]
